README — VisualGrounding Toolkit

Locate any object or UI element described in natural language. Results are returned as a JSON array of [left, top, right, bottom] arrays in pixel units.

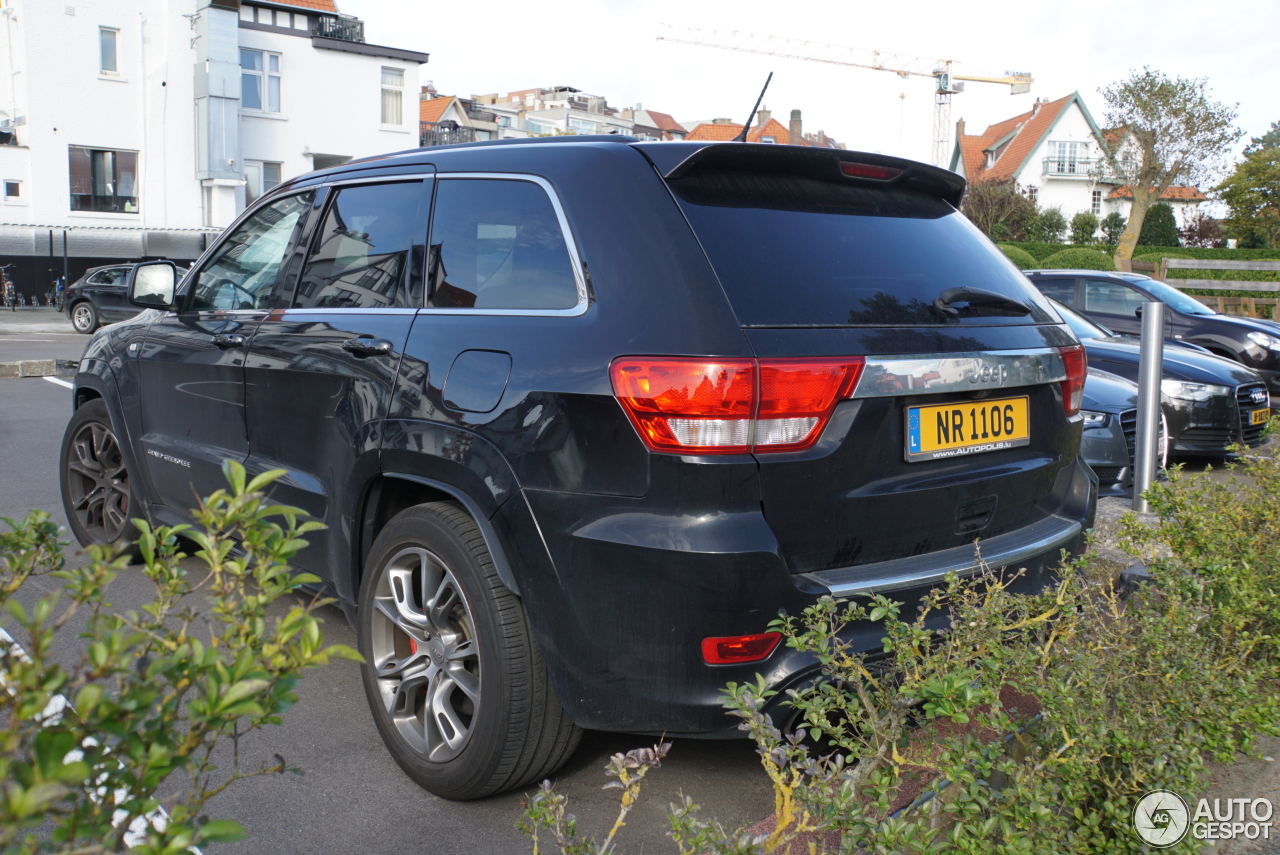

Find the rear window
[[669, 170, 1056, 327]]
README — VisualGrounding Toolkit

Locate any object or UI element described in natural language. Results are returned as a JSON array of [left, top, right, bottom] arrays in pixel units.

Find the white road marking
[[0, 625, 203, 853], [42, 376, 73, 389]]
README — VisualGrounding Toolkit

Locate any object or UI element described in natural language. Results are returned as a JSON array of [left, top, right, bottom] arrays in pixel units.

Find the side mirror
[[128, 261, 178, 310]]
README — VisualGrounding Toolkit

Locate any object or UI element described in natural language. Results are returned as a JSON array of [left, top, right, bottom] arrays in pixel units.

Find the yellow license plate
[[1252, 408, 1270, 426], [906, 396, 1031, 462]]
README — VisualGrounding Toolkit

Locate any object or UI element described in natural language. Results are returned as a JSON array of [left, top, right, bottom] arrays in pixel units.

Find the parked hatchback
[[60, 138, 1095, 799], [65, 263, 189, 333], [1026, 270, 1280, 394], [1051, 299, 1269, 454]]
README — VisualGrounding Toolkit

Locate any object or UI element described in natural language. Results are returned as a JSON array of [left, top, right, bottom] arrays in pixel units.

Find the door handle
[[212, 333, 246, 348], [342, 338, 394, 357]]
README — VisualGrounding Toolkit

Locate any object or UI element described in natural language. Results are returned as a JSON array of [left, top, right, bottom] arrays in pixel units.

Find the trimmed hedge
[[1003, 241, 1280, 262], [1039, 248, 1116, 271], [997, 244, 1038, 269]]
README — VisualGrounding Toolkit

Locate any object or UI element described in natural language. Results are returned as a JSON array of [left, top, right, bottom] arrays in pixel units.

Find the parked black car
[[1050, 299, 1270, 454], [65, 263, 189, 333], [59, 138, 1095, 799], [1025, 270, 1280, 394], [1079, 368, 1167, 496]]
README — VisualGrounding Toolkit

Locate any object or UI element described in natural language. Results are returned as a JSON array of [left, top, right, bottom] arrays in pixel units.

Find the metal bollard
[[1133, 301, 1165, 513]]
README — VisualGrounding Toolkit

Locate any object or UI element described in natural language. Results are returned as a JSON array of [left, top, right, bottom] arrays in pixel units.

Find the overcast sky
[[340, 0, 1277, 171]]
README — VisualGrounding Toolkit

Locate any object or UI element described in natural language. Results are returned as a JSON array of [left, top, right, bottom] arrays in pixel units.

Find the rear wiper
[[934, 286, 1033, 316]]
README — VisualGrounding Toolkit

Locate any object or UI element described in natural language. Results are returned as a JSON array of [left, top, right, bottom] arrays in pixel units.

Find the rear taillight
[[610, 357, 864, 455], [1059, 345, 1087, 417], [701, 632, 781, 665]]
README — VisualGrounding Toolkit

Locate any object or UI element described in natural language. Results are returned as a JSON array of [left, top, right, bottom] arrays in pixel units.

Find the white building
[[949, 92, 1205, 235], [0, 0, 427, 297]]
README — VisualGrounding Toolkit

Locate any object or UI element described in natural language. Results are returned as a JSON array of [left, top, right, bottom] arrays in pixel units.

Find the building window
[[1027, 186, 1038, 204], [245, 161, 282, 206], [1054, 141, 1082, 174], [568, 118, 596, 135], [69, 146, 138, 213], [1091, 189, 1102, 216], [241, 49, 281, 113], [99, 27, 118, 74], [4, 180, 20, 201], [525, 119, 553, 135], [380, 67, 404, 125]]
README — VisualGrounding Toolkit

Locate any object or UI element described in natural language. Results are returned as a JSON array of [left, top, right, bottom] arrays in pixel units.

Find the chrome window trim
[[324, 173, 434, 188], [418, 172, 590, 318], [851, 348, 1067, 399]]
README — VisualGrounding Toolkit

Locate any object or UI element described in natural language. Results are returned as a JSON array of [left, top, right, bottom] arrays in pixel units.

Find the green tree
[[1243, 120, 1280, 156], [1070, 211, 1099, 244], [1137, 201, 1180, 246], [1100, 210, 1127, 243], [960, 180, 1036, 241], [1035, 206, 1067, 243], [1216, 148, 1280, 249], [1099, 68, 1241, 265]]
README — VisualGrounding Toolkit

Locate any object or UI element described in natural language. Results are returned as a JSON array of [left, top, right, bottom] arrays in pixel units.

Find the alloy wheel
[[73, 304, 94, 332], [370, 546, 481, 763], [65, 421, 131, 542]]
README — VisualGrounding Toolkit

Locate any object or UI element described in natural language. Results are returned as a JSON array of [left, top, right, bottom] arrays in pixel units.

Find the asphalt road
[[0, 306, 90, 364], [0, 377, 775, 854]]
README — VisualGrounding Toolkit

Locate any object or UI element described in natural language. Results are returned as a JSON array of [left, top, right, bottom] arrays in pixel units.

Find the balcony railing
[[312, 15, 365, 43], [420, 122, 477, 147]]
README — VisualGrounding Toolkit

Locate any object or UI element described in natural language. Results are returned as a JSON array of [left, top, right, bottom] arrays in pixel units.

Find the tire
[[71, 301, 98, 334], [59, 399, 140, 556], [357, 502, 581, 800]]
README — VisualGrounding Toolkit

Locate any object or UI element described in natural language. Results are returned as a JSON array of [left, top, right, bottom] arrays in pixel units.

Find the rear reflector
[[1059, 345, 1087, 417], [611, 357, 864, 454], [840, 161, 903, 180], [701, 632, 782, 665]]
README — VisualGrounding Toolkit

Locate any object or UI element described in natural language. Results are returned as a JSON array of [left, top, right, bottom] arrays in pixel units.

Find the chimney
[[756, 107, 771, 126], [956, 117, 966, 137], [1030, 97, 1042, 117], [421, 80, 437, 96], [711, 117, 734, 125], [788, 109, 802, 146]]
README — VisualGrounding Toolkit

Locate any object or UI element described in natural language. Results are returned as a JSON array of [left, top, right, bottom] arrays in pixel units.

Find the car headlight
[[1246, 331, 1280, 351], [1160, 379, 1231, 401], [1080, 411, 1109, 427]]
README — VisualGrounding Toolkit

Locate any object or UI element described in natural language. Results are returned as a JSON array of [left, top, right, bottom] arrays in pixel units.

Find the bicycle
[[1, 265, 15, 312]]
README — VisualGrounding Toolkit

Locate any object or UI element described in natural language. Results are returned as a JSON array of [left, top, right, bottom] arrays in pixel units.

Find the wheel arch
[[357, 472, 522, 600]]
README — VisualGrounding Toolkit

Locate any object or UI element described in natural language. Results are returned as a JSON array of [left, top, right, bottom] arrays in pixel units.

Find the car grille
[[1093, 466, 1125, 488], [1178, 426, 1235, 449], [1237, 383, 1269, 447], [1120, 408, 1166, 469]]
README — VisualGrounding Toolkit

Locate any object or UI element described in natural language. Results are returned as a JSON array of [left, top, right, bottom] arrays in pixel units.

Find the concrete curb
[[0, 359, 77, 378]]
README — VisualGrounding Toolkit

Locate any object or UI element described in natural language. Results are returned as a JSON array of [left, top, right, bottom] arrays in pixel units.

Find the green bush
[[996, 244, 1038, 269], [521, 437, 1280, 855], [1031, 207, 1067, 243], [1001, 241, 1280, 262], [1069, 211, 1099, 245], [1138, 202, 1181, 247], [1100, 211, 1127, 243], [0, 463, 358, 853], [1039, 247, 1116, 270]]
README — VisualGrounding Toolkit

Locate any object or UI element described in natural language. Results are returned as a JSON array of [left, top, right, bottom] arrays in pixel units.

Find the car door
[[93, 267, 132, 320], [1081, 278, 1148, 336], [242, 175, 430, 584], [136, 191, 316, 518]]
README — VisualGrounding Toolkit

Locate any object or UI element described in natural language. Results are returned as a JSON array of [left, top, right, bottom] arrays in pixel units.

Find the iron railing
[[420, 122, 477, 147], [312, 15, 365, 43]]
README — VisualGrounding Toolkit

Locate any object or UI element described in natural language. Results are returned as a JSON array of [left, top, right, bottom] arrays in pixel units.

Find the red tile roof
[[1107, 185, 1208, 201], [685, 117, 807, 145], [644, 110, 685, 134], [418, 96, 455, 124], [272, 0, 338, 11], [981, 94, 1074, 182], [957, 134, 994, 178]]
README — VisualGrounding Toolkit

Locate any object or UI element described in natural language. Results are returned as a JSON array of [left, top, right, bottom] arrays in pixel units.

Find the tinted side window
[[429, 178, 579, 311], [190, 192, 313, 312], [294, 181, 423, 310], [1034, 278, 1076, 307], [1084, 279, 1148, 316], [99, 269, 127, 286]]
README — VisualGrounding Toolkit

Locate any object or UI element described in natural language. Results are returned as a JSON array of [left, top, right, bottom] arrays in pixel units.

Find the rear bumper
[[506, 455, 1096, 735]]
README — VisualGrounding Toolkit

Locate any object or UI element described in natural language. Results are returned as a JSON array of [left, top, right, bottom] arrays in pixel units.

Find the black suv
[[66, 263, 189, 333], [1026, 269, 1280, 394], [59, 138, 1094, 800]]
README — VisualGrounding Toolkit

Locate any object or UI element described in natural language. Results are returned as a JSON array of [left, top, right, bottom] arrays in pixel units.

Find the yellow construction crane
[[657, 25, 1033, 167]]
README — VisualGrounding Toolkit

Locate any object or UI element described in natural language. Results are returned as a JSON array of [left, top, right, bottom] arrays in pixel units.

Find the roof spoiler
[[631, 142, 967, 208]]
